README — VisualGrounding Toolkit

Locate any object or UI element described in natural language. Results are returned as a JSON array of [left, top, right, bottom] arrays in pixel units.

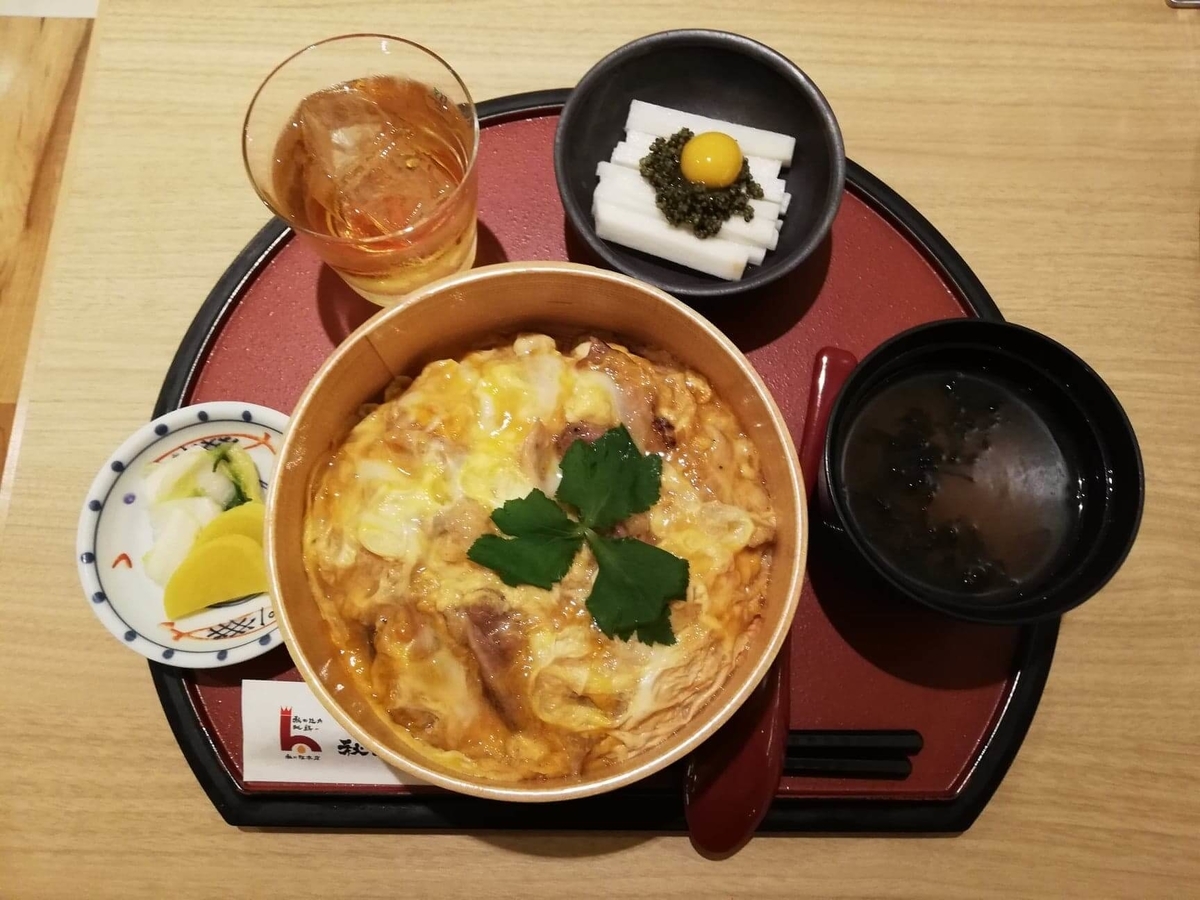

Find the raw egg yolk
[[679, 131, 744, 189]]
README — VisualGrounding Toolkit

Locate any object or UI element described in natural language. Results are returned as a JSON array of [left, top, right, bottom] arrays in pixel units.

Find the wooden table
[[2, 2, 1198, 896], [0, 17, 90, 485]]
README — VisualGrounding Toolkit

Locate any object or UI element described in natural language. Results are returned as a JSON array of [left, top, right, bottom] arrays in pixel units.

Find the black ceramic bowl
[[554, 29, 845, 300], [823, 319, 1144, 625]]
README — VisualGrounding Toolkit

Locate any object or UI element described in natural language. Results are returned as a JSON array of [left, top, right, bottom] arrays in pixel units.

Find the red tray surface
[[187, 113, 1020, 801]]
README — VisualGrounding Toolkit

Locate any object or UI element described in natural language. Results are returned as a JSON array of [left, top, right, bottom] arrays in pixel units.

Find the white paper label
[[240, 679, 419, 786]]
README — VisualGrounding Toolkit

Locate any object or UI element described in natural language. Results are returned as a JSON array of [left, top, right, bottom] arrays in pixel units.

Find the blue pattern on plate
[[88, 499, 102, 512], [111, 461, 125, 472], [92, 591, 106, 603], [123, 630, 136, 641], [154, 423, 168, 436]]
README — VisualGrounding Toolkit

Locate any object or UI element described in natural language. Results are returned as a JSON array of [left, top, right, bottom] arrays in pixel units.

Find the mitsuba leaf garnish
[[466, 425, 689, 646], [584, 535, 687, 646], [557, 425, 663, 530], [466, 490, 584, 590]]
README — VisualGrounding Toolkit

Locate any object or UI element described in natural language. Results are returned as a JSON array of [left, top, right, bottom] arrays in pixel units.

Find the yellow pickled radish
[[194, 500, 265, 547], [163, 534, 268, 620]]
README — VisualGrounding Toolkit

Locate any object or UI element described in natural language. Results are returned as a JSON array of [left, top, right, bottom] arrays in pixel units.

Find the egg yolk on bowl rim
[[680, 131, 743, 189]]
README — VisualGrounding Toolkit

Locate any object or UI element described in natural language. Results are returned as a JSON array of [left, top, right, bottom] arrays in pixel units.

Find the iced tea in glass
[[243, 35, 479, 305]]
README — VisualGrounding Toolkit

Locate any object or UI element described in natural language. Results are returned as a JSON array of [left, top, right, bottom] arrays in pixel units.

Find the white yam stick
[[609, 141, 652, 171], [594, 198, 762, 270], [626, 100, 795, 165], [756, 177, 787, 205], [782, 192, 791, 215], [622, 130, 783, 181], [596, 161, 783, 220], [593, 200, 750, 280], [596, 171, 778, 241], [594, 178, 778, 251], [608, 142, 645, 171], [595, 185, 769, 262]]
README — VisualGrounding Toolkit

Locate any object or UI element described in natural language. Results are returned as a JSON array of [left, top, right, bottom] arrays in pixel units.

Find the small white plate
[[76, 402, 288, 668]]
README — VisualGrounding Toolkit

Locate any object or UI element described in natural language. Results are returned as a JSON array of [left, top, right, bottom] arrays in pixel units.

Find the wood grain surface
[[1, 2, 1198, 898], [0, 16, 90, 491]]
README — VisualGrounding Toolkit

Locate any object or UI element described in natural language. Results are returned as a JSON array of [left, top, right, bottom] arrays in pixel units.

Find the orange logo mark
[[279, 706, 321, 753]]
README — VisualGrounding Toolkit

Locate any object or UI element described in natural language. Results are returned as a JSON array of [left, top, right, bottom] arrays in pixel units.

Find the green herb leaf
[[467, 534, 583, 589], [465, 429, 690, 646], [584, 534, 689, 644], [630, 607, 678, 647], [557, 425, 662, 531], [466, 490, 584, 589], [491, 489, 581, 540]]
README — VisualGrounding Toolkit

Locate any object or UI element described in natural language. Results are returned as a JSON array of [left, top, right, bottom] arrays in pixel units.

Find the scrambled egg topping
[[303, 335, 776, 781]]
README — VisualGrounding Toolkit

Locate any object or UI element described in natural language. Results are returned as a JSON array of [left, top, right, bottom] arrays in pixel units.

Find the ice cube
[[298, 84, 392, 178], [296, 81, 457, 239]]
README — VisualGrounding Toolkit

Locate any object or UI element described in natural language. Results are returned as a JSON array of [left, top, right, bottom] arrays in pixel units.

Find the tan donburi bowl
[[266, 261, 806, 802]]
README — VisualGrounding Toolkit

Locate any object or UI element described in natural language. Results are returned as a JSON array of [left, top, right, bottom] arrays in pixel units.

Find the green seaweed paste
[[638, 128, 764, 239]]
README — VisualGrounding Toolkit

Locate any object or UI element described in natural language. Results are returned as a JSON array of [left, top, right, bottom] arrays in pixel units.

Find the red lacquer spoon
[[684, 347, 859, 859]]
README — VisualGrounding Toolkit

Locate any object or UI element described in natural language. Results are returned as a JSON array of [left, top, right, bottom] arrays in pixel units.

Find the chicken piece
[[652, 416, 677, 450], [555, 420, 608, 454], [521, 422, 560, 494], [576, 339, 664, 452], [610, 511, 653, 541], [447, 590, 531, 729], [429, 497, 490, 562], [371, 603, 504, 752]]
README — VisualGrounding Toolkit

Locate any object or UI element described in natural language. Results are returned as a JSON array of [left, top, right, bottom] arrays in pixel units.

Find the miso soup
[[838, 370, 1085, 600]]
